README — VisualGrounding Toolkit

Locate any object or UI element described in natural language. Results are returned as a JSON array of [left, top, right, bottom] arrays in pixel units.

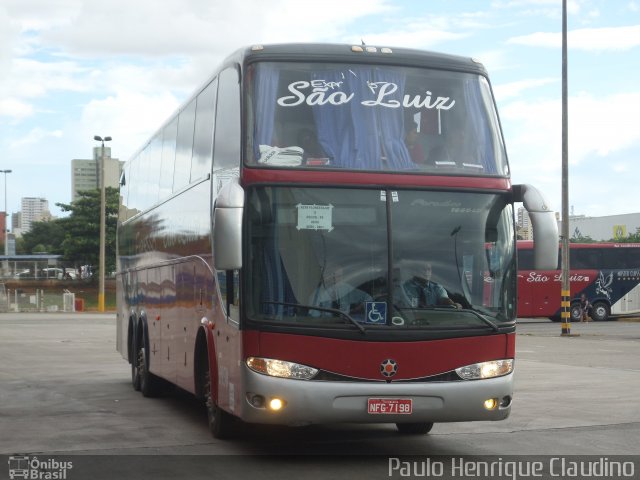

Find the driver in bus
[[401, 262, 461, 309], [309, 266, 372, 317]]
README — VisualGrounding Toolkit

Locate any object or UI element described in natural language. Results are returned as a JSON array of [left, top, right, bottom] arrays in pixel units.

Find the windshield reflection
[[247, 62, 508, 176], [245, 186, 515, 331]]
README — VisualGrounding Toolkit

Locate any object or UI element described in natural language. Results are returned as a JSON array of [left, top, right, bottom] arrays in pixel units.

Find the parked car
[[40, 268, 65, 280], [13, 269, 32, 279]]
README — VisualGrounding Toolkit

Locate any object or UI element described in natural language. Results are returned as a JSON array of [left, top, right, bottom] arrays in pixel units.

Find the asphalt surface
[[0, 313, 638, 479]]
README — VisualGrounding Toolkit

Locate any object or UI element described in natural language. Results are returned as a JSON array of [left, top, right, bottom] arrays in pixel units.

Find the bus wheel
[[137, 342, 162, 397], [203, 369, 235, 439], [131, 338, 141, 391], [396, 422, 434, 435], [131, 358, 141, 391], [591, 302, 610, 322], [570, 304, 583, 322]]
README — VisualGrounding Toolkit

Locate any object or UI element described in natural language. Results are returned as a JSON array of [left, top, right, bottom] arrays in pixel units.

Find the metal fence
[[0, 285, 75, 313]]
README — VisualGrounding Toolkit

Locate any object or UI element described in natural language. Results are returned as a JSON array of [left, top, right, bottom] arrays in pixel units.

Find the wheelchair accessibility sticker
[[365, 301, 387, 324]]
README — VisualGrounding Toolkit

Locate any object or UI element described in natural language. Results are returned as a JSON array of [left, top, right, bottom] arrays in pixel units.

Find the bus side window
[[192, 78, 217, 181], [218, 269, 240, 313], [570, 248, 600, 269], [214, 67, 241, 170], [517, 248, 534, 270]]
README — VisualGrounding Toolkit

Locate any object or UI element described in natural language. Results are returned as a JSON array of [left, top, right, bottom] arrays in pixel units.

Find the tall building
[[20, 197, 51, 233], [71, 147, 123, 202], [11, 212, 22, 238], [0, 212, 6, 244], [517, 207, 533, 240]]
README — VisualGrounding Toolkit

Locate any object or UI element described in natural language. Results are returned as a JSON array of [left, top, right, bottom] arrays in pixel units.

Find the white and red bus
[[517, 241, 640, 322], [116, 44, 558, 438]]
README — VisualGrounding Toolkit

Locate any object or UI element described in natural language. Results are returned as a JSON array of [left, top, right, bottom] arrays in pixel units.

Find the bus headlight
[[455, 359, 513, 380], [246, 357, 318, 380]]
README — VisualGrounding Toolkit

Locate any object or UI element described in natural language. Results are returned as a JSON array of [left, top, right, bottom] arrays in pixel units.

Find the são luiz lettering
[[388, 457, 635, 479]]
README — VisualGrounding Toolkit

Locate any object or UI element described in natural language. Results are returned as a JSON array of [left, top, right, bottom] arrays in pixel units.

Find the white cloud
[[0, 0, 638, 219], [0, 98, 33, 119], [570, 91, 640, 157], [8, 127, 63, 149], [346, 29, 469, 50], [38, 0, 393, 58], [508, 25, 640, 51], [502, 90, 640, 215], [494, 77, 557, 100], [503, 91, 640, 165], [80, 90, 182, 160]]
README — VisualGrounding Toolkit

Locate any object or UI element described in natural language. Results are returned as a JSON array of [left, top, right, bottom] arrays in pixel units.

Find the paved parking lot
[[0, 313, 639, 459]]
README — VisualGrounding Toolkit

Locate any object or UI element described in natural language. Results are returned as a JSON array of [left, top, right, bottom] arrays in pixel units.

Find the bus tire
[[591, 301, 610, 322], [131, 338, 141, 391], [130, 321, 141, 391], [570, 304, 583, 323], [137, 339, 163, 397], [396, 422, 434, 435], [203, 368, 235, 439]]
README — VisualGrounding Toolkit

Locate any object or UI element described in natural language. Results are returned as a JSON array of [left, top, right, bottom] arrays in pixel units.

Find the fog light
[[250, 395, 265, 408], [484, 398, 498, 410], [269, 398, 284, 411]]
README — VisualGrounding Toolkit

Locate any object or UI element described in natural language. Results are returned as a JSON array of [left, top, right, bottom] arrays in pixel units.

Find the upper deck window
[[247, 62, 508, 176]]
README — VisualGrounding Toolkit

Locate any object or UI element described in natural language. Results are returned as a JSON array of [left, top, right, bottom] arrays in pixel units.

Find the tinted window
[[517, 248, 534, 270], [192, 78, 217, 181], [247, 62, 507, 175], [127, 156, 140, 215], [570, 248, 600, 269], [601, 247, 640, 268], [214, 68, 241, 170], [159, 117, 178, 199], [138, 138, 161, 210], [174, 99, 196, 190]]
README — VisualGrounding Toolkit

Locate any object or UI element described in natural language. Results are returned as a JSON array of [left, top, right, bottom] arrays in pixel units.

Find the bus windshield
[[247, 61, 508, 176], [245, 187, 516, 331]]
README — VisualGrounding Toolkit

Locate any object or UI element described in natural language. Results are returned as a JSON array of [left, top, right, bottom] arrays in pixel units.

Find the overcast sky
[[1, 0, 639, 219]]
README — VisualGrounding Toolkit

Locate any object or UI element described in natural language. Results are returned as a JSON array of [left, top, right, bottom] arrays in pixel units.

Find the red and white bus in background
[[517, 241, 640, 321], [116, 44, 558, 438]]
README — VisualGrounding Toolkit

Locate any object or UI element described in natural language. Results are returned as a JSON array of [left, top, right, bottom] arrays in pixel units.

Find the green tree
[[56, 187, 119, 277], [608, 227, 640, 243], [20, 219, 66, 254], [569, 234, 596, 243]]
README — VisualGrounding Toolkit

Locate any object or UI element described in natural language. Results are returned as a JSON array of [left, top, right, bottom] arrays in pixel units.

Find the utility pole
[[561, 0, 571, 335], [1, 169, 11, 277], [94, 135, 111, 313]]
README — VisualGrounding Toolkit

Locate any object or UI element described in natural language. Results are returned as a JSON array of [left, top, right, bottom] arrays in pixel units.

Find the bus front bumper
[[239, 366, 513, 426]]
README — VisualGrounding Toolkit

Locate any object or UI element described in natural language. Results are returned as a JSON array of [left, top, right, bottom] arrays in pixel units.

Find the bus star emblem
[[380, 359, 398, 377]]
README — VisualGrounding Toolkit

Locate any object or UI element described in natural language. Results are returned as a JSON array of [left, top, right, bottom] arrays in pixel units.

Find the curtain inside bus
[[248, 62, 508, 175]]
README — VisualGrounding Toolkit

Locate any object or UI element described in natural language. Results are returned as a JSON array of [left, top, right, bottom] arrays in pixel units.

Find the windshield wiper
[[413, 305, 499, 332], [460, 308, 500, 332], [262, 301, 366, 334]]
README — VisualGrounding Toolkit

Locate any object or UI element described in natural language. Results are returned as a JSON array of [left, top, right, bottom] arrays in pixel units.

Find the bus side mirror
[[513, 184, 558, 270], [213, 179, 244, 271]]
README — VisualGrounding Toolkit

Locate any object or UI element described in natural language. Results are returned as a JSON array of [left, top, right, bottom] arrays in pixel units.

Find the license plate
[[367, 398, 412, 415]]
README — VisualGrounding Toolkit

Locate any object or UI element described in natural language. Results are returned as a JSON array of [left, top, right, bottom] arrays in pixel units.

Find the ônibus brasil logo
[[8, 455, 73, 479]]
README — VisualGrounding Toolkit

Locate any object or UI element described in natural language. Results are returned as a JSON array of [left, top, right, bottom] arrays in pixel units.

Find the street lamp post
[[560, 0, 571, 336], [1, 169, 11, 276], [93, 136, 111, 312]]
